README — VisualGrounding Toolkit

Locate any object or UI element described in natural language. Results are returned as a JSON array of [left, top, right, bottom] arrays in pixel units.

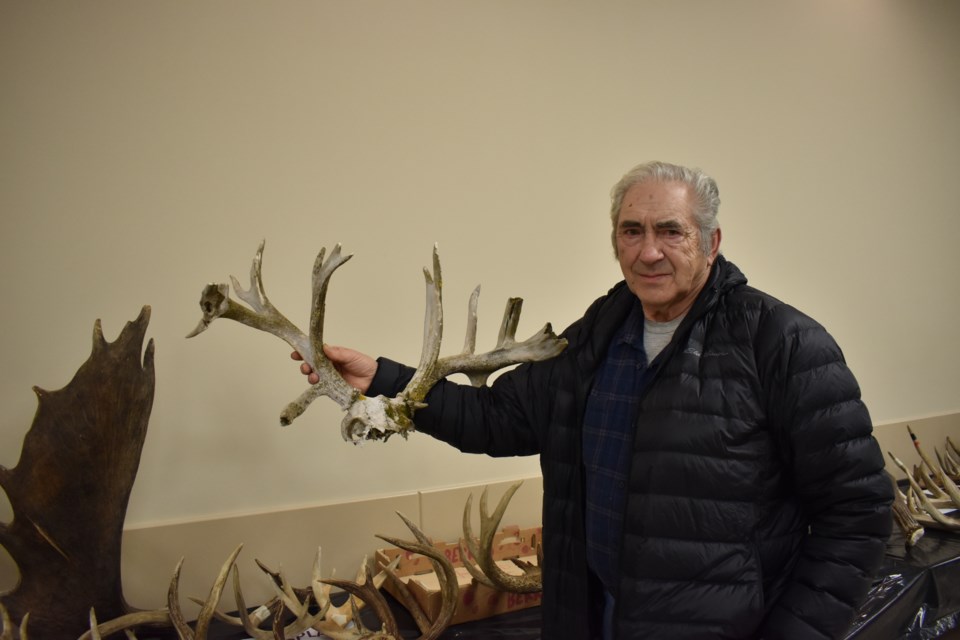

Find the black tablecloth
[[196, 527, 959, 639]]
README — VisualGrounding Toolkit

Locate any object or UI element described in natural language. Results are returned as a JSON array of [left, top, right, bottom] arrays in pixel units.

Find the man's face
[[615, 180, 720, 322]]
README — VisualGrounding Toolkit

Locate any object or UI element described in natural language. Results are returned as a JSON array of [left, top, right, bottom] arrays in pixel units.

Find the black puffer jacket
[[369, 256, 893, 639]]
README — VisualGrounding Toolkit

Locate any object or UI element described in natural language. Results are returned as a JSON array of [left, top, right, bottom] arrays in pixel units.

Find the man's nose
[[637, 235, 664, 263]]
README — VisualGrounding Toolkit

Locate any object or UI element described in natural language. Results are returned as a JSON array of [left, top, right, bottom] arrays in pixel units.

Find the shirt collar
[[616, 297, 645, 350]]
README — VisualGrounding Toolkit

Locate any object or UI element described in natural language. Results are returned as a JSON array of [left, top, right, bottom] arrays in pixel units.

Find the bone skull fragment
[[188, 242, 567, 443]]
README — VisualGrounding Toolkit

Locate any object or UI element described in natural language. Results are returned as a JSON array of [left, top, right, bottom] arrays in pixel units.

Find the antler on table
[[188, 242, 567, 444], [888, 448, 960, 533], [319, 511, 460, 640], [459, 482, 542, 594], [888, 472, 924, 547], [168, 545, 244, 640]]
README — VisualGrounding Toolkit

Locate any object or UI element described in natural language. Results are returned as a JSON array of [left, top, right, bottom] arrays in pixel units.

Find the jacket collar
[[581, 255, 747, 370]]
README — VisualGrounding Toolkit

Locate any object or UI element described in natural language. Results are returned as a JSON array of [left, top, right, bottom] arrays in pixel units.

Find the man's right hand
[[291, 345, 378, 394]]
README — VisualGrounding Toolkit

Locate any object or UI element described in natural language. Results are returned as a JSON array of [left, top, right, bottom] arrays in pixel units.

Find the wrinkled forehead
[[618, 180, 696, 223]]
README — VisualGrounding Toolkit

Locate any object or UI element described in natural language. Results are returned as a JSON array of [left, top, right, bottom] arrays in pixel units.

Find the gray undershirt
[[643, 314, 684, 362]]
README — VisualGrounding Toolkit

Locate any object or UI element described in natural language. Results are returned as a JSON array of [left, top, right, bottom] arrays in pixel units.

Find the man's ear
[[708, 228, 722, 265]]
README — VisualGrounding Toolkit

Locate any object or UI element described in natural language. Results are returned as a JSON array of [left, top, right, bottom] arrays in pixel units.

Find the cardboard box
[[374, 524, 542, 625]]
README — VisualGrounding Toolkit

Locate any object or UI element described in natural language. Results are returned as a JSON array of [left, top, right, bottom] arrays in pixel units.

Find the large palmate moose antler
[[188, 242, 567, 443], [0, 307, 155, 640]]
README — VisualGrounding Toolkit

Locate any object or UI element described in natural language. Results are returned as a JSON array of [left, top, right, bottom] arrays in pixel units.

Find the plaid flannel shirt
[[582, 298, 651, 592]]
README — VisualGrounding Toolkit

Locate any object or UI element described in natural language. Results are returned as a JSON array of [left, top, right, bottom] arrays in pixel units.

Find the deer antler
[[459, 482, 542, 594], [77, 546, 243, 640], [224, 561, 327, 640], [168, 545, 244, 640], [320, 512, 460, 640], [188, 242, 567, 444], [887, 472, 924, 547]]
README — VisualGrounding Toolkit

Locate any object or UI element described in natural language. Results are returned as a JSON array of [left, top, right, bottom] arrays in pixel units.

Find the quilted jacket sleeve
[[368, 356, 545, 456], [755, 303, 893, 639]]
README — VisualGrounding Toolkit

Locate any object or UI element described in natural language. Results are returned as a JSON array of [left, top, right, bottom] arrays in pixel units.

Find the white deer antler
[[188, 242, 567, 443]]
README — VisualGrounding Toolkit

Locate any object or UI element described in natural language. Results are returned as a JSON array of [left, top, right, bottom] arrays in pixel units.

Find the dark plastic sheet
[[844, 528, 960, 639]]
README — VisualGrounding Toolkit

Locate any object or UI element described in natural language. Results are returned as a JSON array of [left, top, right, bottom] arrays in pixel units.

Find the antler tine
[[279, 244, 361, 426], [88, 609, 102, 640], [168, 558, 193, 639], [948, 436, 960, 461], [937, 448, 960, 486], [459, 493, 498, 590], [461, 286, 481, 356], [0, 603, 27, 640], [339, 246, 445, 443], [230, 562, 270, 640], [907, 425, 946, 495], [496, 298, 523, 347], [195, 544, 243, 639], [232, 241, 271, 313], [460, 481, 542, 594], [402, 245, 445, 409], [937, 458, 960, 509], [943, 444, 960, 478]]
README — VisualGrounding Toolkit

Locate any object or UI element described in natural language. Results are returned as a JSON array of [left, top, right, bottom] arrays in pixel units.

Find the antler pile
[[67, 510, 461, 640], [187, 242, 567, 443], [5, 482, 546, 639], [887, 426, 960, 538]]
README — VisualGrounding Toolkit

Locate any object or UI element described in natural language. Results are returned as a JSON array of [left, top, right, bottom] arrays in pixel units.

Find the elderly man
[[300, 161, 893, 639]]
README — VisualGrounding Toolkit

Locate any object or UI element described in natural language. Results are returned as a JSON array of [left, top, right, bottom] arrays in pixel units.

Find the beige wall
[[1, 0, 958, 602]]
